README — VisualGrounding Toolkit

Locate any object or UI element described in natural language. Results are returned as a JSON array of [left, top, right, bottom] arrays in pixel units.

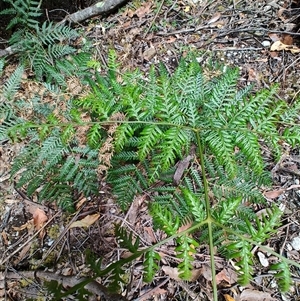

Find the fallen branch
[[0, 270, 129, 301], [59, 0, 129, 25]]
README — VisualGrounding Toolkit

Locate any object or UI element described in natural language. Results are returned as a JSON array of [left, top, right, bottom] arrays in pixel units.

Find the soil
[[1, 0, 300, 300]]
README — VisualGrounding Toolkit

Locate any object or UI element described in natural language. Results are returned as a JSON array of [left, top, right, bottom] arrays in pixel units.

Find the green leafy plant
[[0, 0, 90, 84], [2, 46, 300, 299]]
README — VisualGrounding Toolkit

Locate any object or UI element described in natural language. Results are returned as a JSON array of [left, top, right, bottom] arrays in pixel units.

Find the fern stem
[[14, 120, 297, 142], [195, 130, 211, 218], [208, 221, 218, 301], [195, 130, 218, 301]]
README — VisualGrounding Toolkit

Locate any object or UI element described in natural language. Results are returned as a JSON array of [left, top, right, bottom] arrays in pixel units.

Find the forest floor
[[1, 0, 300, 300]]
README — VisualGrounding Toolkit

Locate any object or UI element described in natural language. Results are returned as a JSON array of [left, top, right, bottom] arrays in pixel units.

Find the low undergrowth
[[1, 0, 300, 300]]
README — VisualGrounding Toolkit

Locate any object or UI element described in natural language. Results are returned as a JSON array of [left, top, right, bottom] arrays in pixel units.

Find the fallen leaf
[[184, 6, 190, 12], [286, 184, 300, 190], [281, 34, 293, 45], [239, 289, 273, 301], [216, 269, 231, 285], [13, 242, 32, 265], [134, 2, 152, 18], [69, 213, 100, 229], [263, 189, 285, 199], [162, 266, 202, 281], [270, 40, 300, 54], [201, 264, 212, 281], [33, 208, 48, 230], [162, 266, 181, 281], [268, 33, 280, 42], [143, 46, 156, 61], [224, 294, 236, 301], [207, 12, 221, 25], [76, 197, 87, 210], [138, 288, 167, 301], [144, 226, 157, 244], [13, 220, 34, 231]]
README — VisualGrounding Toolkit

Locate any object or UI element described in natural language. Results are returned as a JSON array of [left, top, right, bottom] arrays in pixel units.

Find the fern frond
[[106, 265, 126, 292], [206, 68, 239, 111], [249, 206, 282, 243], [1, 0, 41, 30], [138, 125, 163, 160], [226, 240, 253, 285], [212, 197, 242, 225], [181, 188, 206, 222], [2, 65, 24, 100], [115, 225, 140, 253], [150, 202, 180, 236], [205, 128, 237, 177], [176, 235, 199, 280], [143, 250, 161, 282], [270, 261, 292, 292]]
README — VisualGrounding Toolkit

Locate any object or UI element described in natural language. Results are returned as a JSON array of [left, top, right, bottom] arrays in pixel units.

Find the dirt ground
[[1, 0, 300, 300]]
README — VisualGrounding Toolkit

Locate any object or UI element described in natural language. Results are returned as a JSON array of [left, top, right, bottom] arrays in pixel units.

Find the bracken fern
[[2, 47, 300, 299]]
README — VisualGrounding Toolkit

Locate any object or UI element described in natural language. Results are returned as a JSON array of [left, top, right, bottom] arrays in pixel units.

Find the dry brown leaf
[[13, 243, 32, 265], [282, 34, 293, 45], [143, 46, 156, 61], [76, 197, 87, 210], [137, 288, 167, 301], [69, 213, 100, 229], [144, 226, 157, 244], [270, 40, 300, 54], [207, 12, 221, 25], [216, 269, 231, 285], [224, 294, 236, 301], [12, 220, 34, 231], [162, 266, 181, 281], [134, 2, 152, 18], [286, 184, 300, 190], [178, 220, 193, 233], [201, 264, 212, 281], [162, 266, 202, 281], [33, 208, 48, 230], [239, 289, 273, 301], [268, 33, 280, 42], [264, 183, 300, 199], [263, 189, 285, 199]]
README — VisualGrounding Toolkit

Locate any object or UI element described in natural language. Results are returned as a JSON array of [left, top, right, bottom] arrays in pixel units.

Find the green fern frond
[[206, 68, 239, 111], [250, 206, 282, 243], [226, 240, 253, 285], [0, 59, 5, 75], [1, 0, 41, 30], [138, 125, 163, 160], [181, 188, 206, 222], [87, 124, 102, 148], [212, 197, 242, 225], [2, 64, 24, 101], [114, 123, 134, 152], [150, 202, 180, 236], [270, 261, 292, 292], [107, 265, 126, 292], [143, 250, 161, 282], [205, 128, 237, 177], [176, 235, 199, 280], [115, 225, 140, 253]]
